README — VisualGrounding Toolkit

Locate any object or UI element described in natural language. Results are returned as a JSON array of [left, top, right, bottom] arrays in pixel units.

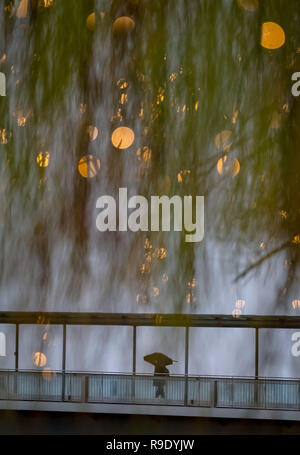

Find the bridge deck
[[0, 370, 300, 420]]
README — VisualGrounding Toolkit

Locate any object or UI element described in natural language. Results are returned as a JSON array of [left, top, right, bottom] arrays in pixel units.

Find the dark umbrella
[[144, 352, 175, 366]]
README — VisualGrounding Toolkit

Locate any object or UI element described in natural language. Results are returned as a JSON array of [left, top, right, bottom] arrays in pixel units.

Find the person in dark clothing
[[153, 363, 169, 398]]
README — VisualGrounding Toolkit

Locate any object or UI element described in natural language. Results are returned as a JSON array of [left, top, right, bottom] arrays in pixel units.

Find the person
[[153, 363, 169, 398]]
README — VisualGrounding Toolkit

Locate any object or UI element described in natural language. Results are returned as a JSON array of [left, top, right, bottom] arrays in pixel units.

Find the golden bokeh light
[[215, 130, 232, 151], [153, 248, 167, 259], [177, 169, 191, 183], [144, 237, 152, 250], [120, 93, 127, 104], [112, 16, 135, 34], [139, 263, 151, 275], [80, 103, 87, 114], [136, 293, 147, 304], [37, 152, 50, 168], [186, 291, 196, 304], [86, 13, 96, 31], [292, 300, 300, 310], [32, 352, 47, 367], [16, 0, 28, 18], [217, 155, 240, 177], [137, 146, 152, 168], [0, 129, 8, 144], [13, 109, 31, 127], [111, 127, 135, 149], [235, 299, 246, 309], [153, 287, 160, 297], [42, 368, 56, 381], [87, 125, 98, 141], [78, 155, 101, 178], [42, 0, 54, 7], [237, 0, 259, 12], [232, 110, 239, 124], [280, 210, 287, 219], [292, 235, 300, 244], [261, 22, 285, 50], [117, 79, 128, 90], [232, 308, 242, 318], [188, 278, 197, 288]]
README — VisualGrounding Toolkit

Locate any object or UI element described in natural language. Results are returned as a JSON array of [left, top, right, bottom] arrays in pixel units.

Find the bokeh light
[[235, 299, 246, 309], [261, 22, 285, 50], [78, 155, 101, 178], [37, 152, 50, 168], [112, 17, 135, 34], [87, 125, 98, 141], [232, 308, 242, 318], [217, 155, 240, 177], [42, 368, 56, 381], [292, 300, 300, 310], [32, 352, 47, 367], [215, 130, 232, 151], [137, 146, 152, 168], [16, 0, 28, 18], [111, 127, 135, 149], [86, 13, 96, 31]]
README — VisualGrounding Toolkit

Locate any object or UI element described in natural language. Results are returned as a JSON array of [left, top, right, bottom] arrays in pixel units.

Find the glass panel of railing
[[264, 381, 299, 410], [88, 374, 133, 403], [15, 372, 62, 401], [88, 374, 103, 402], [216, 380, 233, 407], [188, 378, 213, 407], [65, 373, 82, 402], [0, 371, 9, 399]]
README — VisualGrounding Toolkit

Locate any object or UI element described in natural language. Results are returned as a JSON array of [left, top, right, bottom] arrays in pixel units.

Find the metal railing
[[0, 370, 299, 411]]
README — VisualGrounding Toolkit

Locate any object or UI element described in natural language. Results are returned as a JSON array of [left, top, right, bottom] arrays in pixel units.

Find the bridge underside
[[1, 408, 300, 435], [0, 399, 300, 422]]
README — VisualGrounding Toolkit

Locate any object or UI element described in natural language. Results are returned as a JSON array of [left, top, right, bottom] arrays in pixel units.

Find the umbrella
[[144, 352, 175, 366]]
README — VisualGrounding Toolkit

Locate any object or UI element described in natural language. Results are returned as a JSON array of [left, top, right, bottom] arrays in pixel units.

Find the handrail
[[1, 311, 300, 328], [0, 369, 299, 381]]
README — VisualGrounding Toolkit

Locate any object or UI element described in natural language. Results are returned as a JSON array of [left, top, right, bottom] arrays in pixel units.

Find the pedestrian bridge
[[1, 311, 300, 421]]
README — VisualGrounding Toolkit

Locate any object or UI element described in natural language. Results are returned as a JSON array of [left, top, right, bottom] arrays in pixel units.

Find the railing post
[[83, 375, 89, 403], [15, 323, 19, 372], [132, 325, 136, 374], [131, 326, 136, 401], [213, 380, 218, 407], [184, 326, 189, 406], [255, 328, 259, 379], [254, 328, 259, 406], [14, 323, 19, 398], [62, 324, 66, 401]]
